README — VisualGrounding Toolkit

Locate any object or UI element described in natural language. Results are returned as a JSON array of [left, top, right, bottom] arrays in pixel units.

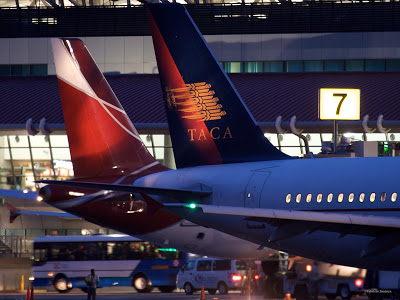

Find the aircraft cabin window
[[349, 193, 354, 202], [370, 193, 376, 202], [392, 193, 397, 202], [296, 194, 301, 203], [359, 193, 365, 202], [306, 194, 312, 203], [286, 194, 291, 203], [381, 192, 386, 202], [338, 193, 343, 203], [317, 194, 322, 203], [327, 193, 333, 203]]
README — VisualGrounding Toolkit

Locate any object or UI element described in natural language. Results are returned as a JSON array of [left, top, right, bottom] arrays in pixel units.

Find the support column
[[163, 135, 176, 169]]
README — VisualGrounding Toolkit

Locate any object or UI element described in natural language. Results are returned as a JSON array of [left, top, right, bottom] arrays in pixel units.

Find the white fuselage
[[136, 156, 400, 270]]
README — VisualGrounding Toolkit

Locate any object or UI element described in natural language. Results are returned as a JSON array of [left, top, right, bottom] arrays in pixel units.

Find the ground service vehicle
[[177, 258, 251, 295], [364, 270, 400, 300], [283, 261, 365, 300], [32, 235, 187, 293]]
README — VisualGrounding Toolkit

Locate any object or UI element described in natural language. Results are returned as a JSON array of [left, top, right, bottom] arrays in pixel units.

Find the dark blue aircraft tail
[[146, 3, 290, 168]]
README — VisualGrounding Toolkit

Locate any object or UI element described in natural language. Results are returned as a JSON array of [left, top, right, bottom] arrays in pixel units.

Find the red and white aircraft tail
[[51, 38, 165, 178]]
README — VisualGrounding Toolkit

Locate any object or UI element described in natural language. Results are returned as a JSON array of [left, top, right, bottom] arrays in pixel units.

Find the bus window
[[33, 245, 48, 265]]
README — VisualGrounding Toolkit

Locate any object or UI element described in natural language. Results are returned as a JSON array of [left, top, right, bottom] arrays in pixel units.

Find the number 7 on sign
[[333, 93, 347, 115], [319, 88, 360, 120]]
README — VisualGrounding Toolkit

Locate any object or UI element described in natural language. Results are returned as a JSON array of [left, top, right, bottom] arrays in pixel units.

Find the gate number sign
[[319, 88, 360, 120]]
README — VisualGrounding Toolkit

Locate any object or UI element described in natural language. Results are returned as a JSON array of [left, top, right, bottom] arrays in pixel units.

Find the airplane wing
[[162, 203, 400, 258], [36, 180, 212, 199], [190, 204, 400, 229]]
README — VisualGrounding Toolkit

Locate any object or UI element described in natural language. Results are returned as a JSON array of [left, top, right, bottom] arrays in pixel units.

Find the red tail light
[[355, 278, 363, 287], [254, 275, 260, 280], [232, 274, 242, 281]]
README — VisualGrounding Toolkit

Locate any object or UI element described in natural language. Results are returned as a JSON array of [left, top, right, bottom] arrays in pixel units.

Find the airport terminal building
[[1, 0, 400, 261]]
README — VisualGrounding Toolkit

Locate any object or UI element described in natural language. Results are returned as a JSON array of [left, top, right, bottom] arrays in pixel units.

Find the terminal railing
[[0, 227, 32, 257]]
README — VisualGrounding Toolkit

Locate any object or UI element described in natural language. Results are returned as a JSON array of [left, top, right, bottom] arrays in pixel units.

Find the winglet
[[5, 203, 21, 223]]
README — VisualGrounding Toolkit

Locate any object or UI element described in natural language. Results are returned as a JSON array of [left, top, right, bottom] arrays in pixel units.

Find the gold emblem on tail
[[165, 82, 226, 122]]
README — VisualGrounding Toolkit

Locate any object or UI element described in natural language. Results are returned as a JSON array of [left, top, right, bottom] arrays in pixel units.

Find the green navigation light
[[189, 203, 197, 209], [157, 248, 177, 252]]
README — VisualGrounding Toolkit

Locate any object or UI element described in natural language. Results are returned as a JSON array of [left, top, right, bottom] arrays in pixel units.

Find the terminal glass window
[[243, 62, 263, 73], [345, 60, 364, 71], [30, 64, 48, 75], [324, 60, 344, 72], [224, 62, 242, 73], [0, 65, 10, 75], [264, 61, 283, 72], [304, 61, 323, 72], [386, 60, 400, 71], [365, 60, 385, 71], [280, 134, 303, 156], [11, 65, 29, 76], [286, 61, 303, 72]]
